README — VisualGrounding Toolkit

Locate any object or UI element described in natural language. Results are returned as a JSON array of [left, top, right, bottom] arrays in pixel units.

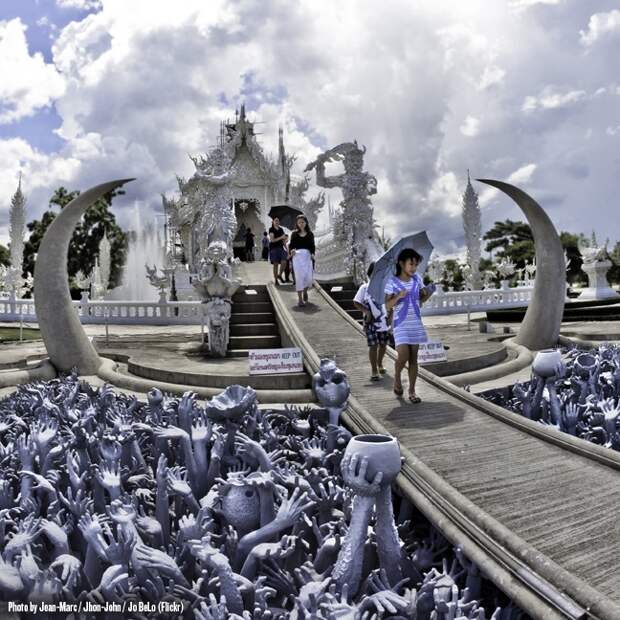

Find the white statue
[[306, 141, 377, 284], [6, 174, 26, 298], [145, 264, 170, 303], [204, 298, 233, 358], [191, 148, 237, 261], [497, 259, 516, 279], [461, 171, 482, 289], [192, 241, 241, 357]]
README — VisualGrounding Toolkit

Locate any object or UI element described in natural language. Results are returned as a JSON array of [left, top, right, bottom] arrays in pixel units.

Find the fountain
[[106, 203, 165, 301]]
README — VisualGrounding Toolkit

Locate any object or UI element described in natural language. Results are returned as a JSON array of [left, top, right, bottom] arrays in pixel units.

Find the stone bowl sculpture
[[205, 384, 257, 421], [344, 434, 401, 485], [574, 352, 598, 377], [532, 349, 563, 378]]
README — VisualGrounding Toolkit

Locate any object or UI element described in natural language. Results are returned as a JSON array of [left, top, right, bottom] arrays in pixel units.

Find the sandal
[[409, 393, 422, 403], [370, 374, 380, 382], [378, 366, 386, 375], [393, 384, 404, 396]]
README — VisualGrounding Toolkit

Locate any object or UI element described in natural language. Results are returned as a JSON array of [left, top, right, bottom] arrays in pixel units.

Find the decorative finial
[[467, 168, 471, 183]]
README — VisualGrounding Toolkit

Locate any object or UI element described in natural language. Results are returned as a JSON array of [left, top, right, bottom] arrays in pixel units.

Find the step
[[229, 323, 279, 337], [232, 288, 270, 303], [330, 290, 356, 302], [337, 299, 357, 311], [230, 312, 275, 325], [231, 301, 273, 314], [204, 334, 282, 349], [229, 334, 281, 349], [127, 359, 310, 390]]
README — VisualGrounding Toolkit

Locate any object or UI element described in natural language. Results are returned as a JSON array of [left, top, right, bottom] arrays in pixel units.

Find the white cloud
[[460, 116, 480, 137], [509, 0, 563, 8], [0, 19, 65, 123], [1, 0, 619, 250], [580, 10, 620, 47], [522, 88, 587, 111], [56, 0, 102, 9], [479, 163, 537, 207]]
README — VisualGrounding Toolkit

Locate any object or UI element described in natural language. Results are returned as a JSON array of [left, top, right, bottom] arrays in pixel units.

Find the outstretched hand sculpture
[[0, 361, 518, 618]]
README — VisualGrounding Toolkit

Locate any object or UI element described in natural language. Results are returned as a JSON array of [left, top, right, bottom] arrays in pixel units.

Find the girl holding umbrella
[[385, 248, 436, 402], [288, 214, 315, 306]]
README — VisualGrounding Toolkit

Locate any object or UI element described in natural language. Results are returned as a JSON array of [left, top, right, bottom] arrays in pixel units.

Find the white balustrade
[[0, 286, 536, 324], [421, 286, 534, 316]]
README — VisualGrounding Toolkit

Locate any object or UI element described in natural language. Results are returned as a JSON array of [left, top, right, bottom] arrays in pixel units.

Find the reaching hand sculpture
[[0, 368, 516, 618], [484, 344, 620, 454]]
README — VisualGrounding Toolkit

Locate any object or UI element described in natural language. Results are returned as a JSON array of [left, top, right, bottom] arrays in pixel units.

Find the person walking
[[289, 214, 315, 306], [269, 217, 288, 284], [244, 228, 255, 262], [384, 248, 436, 403], [261, 231, 269, 261], [353, 262, 389, 381]]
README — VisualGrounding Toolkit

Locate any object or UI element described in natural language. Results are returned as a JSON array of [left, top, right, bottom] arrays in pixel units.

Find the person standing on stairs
[[289, 214, 315, 307], [353, 261, 390, 381], [269, 216, 288, 285]]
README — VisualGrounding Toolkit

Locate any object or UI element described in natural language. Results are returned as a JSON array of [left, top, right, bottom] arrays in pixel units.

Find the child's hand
[[397, 290, 408, 299]]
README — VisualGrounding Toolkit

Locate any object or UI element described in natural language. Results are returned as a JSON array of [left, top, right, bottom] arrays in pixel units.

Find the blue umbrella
[[366, 231, 434, 309]]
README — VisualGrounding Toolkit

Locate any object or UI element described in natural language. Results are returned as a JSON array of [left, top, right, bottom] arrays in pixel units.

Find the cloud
[[0, 19, 65, 123], [522, 88, 587, 111], [580, 10, 620, 47], [1, 0, 619, 256], [509, 0, 563, 9], [460, 116, 480, 137], [479, 163, 537, 206], [56, 0, 102, 9]]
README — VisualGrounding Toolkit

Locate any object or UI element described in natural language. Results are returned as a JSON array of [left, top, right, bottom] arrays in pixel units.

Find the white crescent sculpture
[[477, 179, 565, 350], [34, 179, 134, 374]]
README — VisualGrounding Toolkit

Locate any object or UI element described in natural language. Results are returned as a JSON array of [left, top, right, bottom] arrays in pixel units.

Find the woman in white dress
[[288, 215, 316, 307]]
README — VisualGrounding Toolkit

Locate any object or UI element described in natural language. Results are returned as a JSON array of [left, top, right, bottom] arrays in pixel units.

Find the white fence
[[421, 285, 534, 316], [0, 298, 206, 326], [0, 285, 535, 326]]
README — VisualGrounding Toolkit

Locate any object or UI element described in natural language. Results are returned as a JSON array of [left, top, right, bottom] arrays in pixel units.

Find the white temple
[[162, 105, 374, 297]]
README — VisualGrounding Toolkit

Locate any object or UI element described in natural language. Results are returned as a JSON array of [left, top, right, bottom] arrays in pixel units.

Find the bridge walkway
[[262, 274, 620, 620]]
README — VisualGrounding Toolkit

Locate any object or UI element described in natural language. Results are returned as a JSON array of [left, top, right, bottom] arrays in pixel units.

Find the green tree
[[483, 219, 534, 268], [440, 259, 465, 291], [0, 244, 9, 267], [22, 187, 128, 296], [609, 241, 620, 285], [559, 231, 588, 285]]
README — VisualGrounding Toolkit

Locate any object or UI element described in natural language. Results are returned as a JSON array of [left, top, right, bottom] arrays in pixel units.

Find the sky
[[0, 0, 619, 257]]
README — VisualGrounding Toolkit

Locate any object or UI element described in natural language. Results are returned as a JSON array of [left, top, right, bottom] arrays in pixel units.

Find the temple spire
[[462, 171, 482, 290]]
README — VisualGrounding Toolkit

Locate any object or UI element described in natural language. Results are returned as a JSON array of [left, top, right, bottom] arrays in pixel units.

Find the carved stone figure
[[312, 358, 351, 427], [306, 141, 377, 283], [204, 298, 233, 357], [145, 264, 170, 303], [192, 241, 241, 357]]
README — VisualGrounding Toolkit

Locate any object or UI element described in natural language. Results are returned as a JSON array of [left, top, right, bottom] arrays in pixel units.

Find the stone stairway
[[320, 282, 362, 323], [226, 286, 281, 355]]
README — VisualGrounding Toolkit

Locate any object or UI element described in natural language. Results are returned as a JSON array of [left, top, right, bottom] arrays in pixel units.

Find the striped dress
[[384, 274, 428, 346]]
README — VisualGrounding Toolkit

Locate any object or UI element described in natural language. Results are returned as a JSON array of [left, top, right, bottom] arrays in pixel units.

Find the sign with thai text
[[418, 340, 447, 365], [249, 347, 304, 375]]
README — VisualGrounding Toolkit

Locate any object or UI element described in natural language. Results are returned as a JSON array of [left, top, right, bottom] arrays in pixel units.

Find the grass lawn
[[0, 327, 42, 343]]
